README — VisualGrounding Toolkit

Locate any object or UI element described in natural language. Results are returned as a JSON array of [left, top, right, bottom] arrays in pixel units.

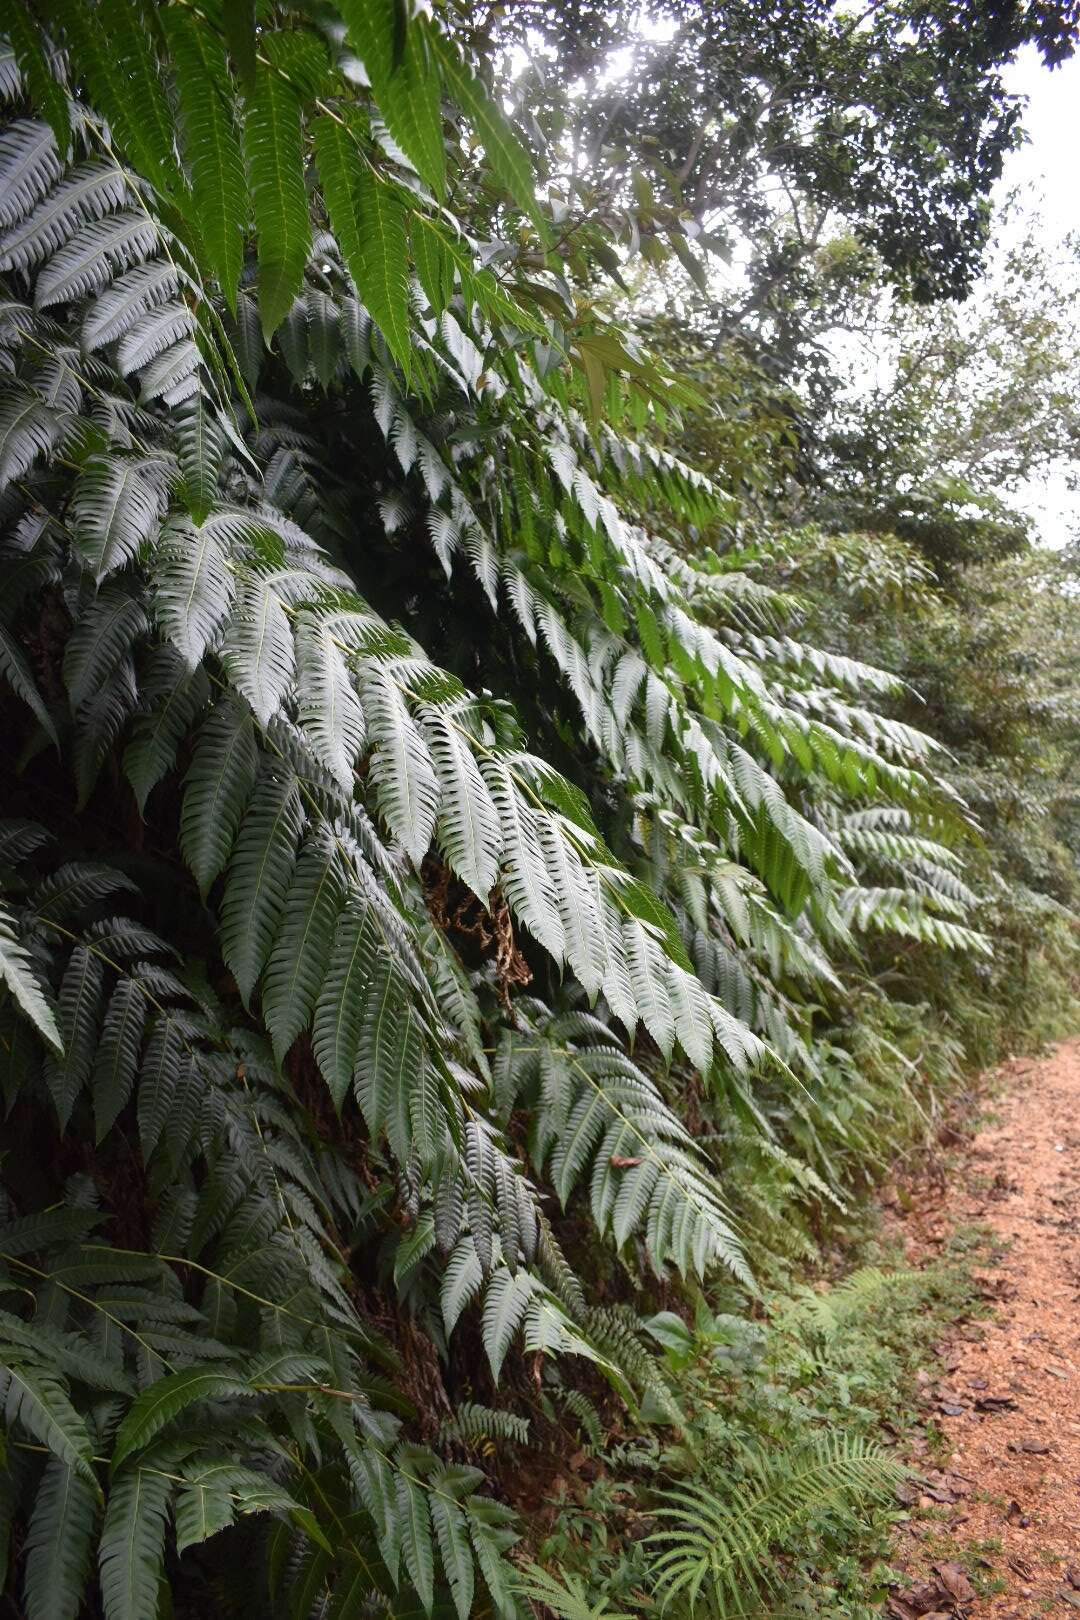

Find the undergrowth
[[527, 1234, 992, 1620]]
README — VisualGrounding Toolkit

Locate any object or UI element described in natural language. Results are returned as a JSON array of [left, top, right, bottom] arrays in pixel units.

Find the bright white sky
[[998, 47, 1080, 546]]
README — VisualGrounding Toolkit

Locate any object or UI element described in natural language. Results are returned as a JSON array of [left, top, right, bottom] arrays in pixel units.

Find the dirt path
[[889, 1040, 1080, 1616]]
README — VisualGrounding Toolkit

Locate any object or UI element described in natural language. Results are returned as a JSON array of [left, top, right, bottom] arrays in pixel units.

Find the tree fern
[[0, 8, 1005, 1614]]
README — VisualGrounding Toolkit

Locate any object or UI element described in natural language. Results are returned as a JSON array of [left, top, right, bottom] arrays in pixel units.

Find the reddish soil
[[888, 1041, 1080, 1617]]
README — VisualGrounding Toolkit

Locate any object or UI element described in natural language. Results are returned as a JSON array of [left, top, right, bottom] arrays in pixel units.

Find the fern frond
[[242, 58, 310, 341], [648, 1434, 907, 1615], [0, 118, 62, 231], [34, 211, 158, 307]]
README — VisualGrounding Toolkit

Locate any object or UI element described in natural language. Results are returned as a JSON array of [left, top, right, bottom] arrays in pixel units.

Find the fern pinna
[[0, 3, 984, 1616]]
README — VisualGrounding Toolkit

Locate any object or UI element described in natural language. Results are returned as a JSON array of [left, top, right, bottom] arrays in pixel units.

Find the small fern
[[439, 1402, 530, 1451], [781, 1267, 926, 1346], [647, 1435, 909, 1616], [515, 1562, 636, 1620]]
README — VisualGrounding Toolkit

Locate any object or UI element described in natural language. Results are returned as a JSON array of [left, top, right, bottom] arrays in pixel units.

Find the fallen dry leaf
[[900, 1580, 953, 1616], [933, 1562, 977, 1606]]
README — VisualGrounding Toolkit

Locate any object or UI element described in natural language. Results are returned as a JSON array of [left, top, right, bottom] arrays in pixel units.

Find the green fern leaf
[[60, 0, 180, 198], [0, 818, 52, 864], [422, 707, 501, 901], [43, 944, 105, 1131], [69, 455, 161, 581], [429, 1491, 474, 1620], [219, 764, 303, 1005], [31, 861, 138, 922], [361, 666, 439, 865], [0, 12, 69, 155], [173, 1472, 234, 1553], [62, 580, 147, 709], [179, 697, 259, 895], [242, 58, 311, 342], [294, 609, 368, 791], [34, 213, 158, 307], [92, 975, 149, 1142], [0, 119, 62, 233], [314, 118, 413, 379], [395, 1467, 435, 1614], [441, 1237, 483, 1335], [0, 1310, 132, 1395], [482, 759, 565, 960], [465, 1498, 519, 1618], [262, 824, 347, 1061], [98, 1463, 172, 1620], [334, 0, 445, 198], [111, 1368, 250, 1472], [123, 646, 209, 812], [1, 1364, 97, 1485], [0, 904, 61, 1051], [312, 894, 380, 1107], [221, 573, 295, 726], [622, 915, 675, 1055], [136, 1014, 197, 1163], [481, 1267, 533, 1382], [354, 959, 425, 1160], [175, 394, 225, 525], [162, 6, 246, 309], [648, 1434, 907, 1614], [81, 261, 178, 350], [115, 304, 194, 379], [223, 0, 256, 94], [0, 621, 58, 745], [0, 387, 61, 491], [513, 1563, 632, 1620], [536, 817, 604, 999], [411, 216, 455, 317], [152, 514, 234, 669], [22, 1455, 97, 1620]]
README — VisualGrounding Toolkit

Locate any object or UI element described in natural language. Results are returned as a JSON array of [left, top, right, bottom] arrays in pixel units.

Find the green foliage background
[[0, 1, 1076, 1616]]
